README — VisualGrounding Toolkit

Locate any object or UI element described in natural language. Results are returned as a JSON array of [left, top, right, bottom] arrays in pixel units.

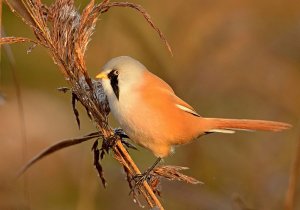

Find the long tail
[[204, 118, 292, 134]]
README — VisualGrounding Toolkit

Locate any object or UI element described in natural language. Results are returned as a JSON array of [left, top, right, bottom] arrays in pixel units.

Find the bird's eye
[[113, 70, 119, 76]]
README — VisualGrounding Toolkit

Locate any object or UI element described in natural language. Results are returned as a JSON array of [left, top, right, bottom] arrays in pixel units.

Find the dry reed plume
[[1, 0, 199, 209]]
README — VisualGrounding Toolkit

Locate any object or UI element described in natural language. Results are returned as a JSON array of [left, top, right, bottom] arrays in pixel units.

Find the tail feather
[[205, 118, 292, 133]]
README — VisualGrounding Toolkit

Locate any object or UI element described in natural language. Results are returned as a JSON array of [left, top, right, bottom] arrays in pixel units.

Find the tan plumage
[[96, 56, 291, 158]]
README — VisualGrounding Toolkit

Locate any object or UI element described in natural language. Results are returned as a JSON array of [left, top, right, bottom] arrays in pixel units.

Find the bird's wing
[[173, 95, 201, 117], [142, 70, 201, 117]]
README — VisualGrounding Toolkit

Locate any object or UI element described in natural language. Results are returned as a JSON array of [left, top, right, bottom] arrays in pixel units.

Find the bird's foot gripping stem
[[131, 158, 162, 192], [101, 128, 137, 154]]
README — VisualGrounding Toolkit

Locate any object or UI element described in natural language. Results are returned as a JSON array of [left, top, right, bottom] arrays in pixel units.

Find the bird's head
[[96, 56, 146, 100]]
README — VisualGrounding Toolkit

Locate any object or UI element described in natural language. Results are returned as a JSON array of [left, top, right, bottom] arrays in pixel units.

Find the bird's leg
[[131, 157, 162, 190]]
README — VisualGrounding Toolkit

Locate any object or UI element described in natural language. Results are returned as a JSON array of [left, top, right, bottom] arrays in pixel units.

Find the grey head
[[97, 56, 147, 100]]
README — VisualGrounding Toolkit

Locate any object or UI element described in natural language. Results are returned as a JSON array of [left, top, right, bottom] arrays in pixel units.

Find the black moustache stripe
[[108, 70, 119, 100]]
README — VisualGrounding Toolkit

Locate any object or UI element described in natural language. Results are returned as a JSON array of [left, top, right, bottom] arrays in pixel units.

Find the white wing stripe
[[208, 129, 235, 134], [175, 104, 200, 117]]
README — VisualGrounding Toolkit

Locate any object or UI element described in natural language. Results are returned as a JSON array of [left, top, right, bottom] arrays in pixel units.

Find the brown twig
[[284, 135, 300, 210], [115, 140, 163, 208]]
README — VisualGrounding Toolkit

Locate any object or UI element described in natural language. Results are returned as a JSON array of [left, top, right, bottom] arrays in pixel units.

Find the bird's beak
[[96, 72, 108, 79]]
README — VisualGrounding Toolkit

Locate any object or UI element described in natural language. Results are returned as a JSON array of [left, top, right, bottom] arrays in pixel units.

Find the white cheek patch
[[101, 79, 114, 96], [175, 104, 200, 117]]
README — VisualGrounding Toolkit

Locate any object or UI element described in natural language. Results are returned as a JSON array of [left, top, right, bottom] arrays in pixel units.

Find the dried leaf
[[92, 140, 107, 187], [72, 92, 80, 129], [5, 0, 36, 26], [17, 132, 101, 177]]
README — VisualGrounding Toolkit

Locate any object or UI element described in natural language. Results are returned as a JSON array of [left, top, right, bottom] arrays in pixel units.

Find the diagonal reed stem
[[1, 0, 170, 208]]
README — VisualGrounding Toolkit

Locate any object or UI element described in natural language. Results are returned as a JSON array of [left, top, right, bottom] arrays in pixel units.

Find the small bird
[[96, 56, 291, 169]]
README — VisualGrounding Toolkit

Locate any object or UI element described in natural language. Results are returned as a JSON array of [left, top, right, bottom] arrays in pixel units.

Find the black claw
[[98, 129, 136, 158], [130, 158, 162, 193], [113, 128, 138, 150], [130, 172, 150, 194], [101, 135, 118, 154], [121, 139, 138, 150], [133, 171, 151, 184], [113, 128, 129, 138]]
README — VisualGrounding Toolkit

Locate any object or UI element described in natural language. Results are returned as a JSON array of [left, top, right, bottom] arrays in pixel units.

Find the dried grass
[[1, 0, 197, 209]]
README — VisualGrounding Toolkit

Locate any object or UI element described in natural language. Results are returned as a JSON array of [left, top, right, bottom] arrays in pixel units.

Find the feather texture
[[205, 118, 292, 132], [98, 56, 292, 158]]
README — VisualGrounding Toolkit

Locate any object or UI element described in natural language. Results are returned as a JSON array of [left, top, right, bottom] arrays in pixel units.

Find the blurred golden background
[[1, 0, 299, 209]]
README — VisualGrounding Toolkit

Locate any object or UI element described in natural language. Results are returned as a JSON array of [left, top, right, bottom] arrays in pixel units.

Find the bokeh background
[[1, 0, 300, 209]]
